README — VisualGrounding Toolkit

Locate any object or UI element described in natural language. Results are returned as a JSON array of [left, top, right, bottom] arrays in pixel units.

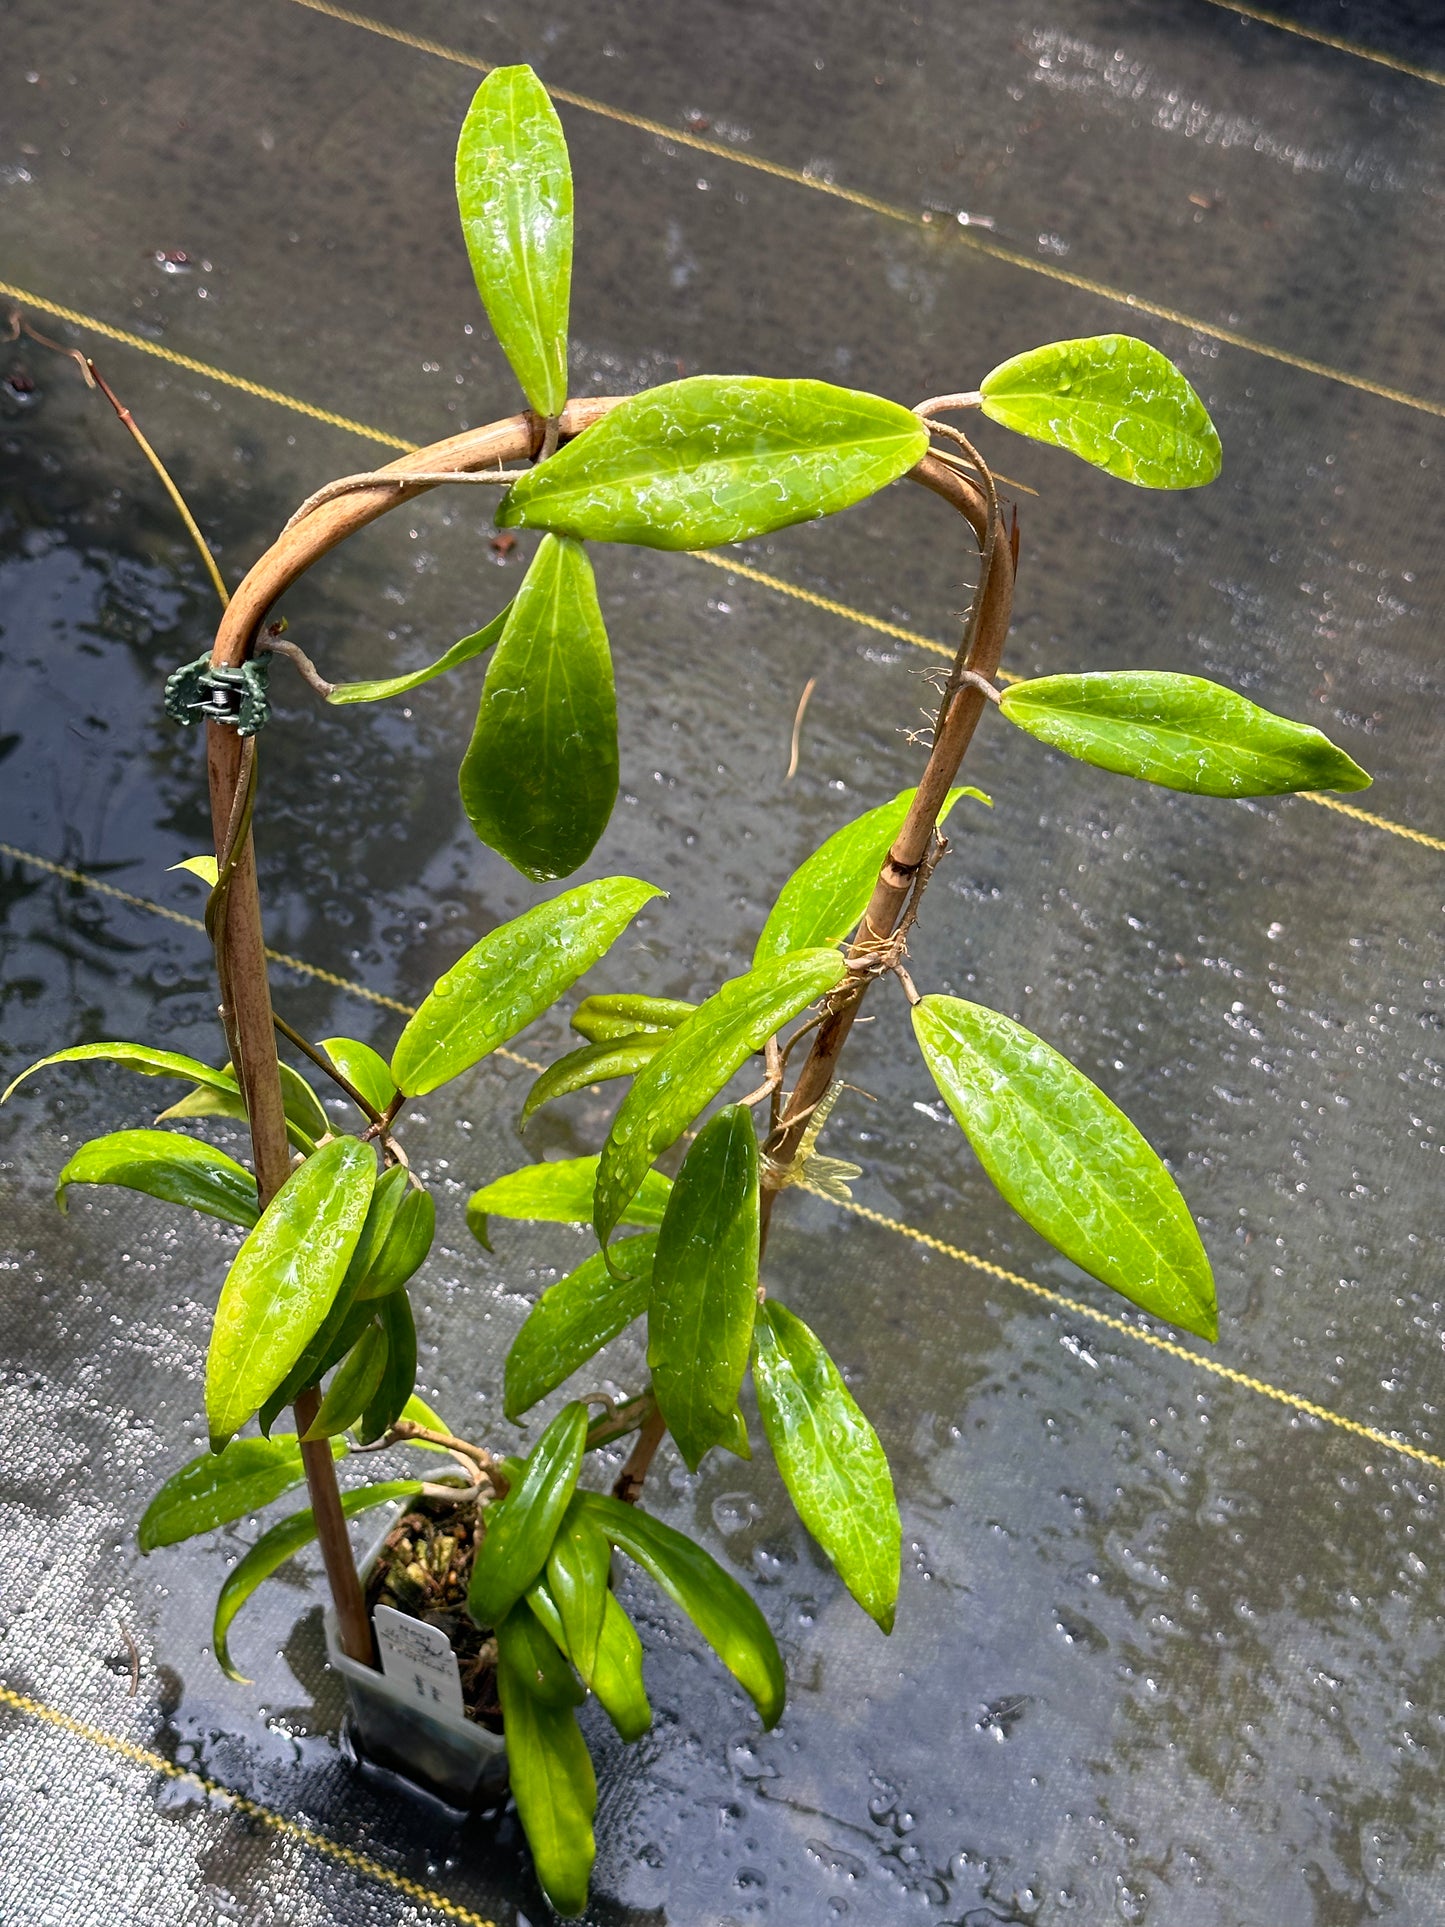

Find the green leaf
[[206, 1137, 378, 1450], [2, 1042, 244, 1107], [302, 1320, 388, 1440], [391, 875, 663, 1098], [468, 1401, 589, 1628], [467, 1154, 672, 1251], [460, 535, 617, 881], [320, 1036, 400, 1117], [258, 1292, 376, 1438], [495, 1606, 595, 1917], [213, 1480, 422, 1682], [169, 854, 219, 885], [978, 334, 1222, 489], [505, 1232, 658, 1420], [137, 1433, 344, 1552], [576, 1492, 785, 1728], [648, 1106, 759, 1470], [589, 1591, 651, 1741], [56, 1129, 258, 1227], [999, 671, 1371, 797], [154, 1057, 327, 1156], [754, 785, 986, 965], [355, 1185, 435, 1301], [521, 1033, 665, 1127], [546, 1498, 612, 1681], [357, 1286, 418, 1443], [327, 605, 509, 705], [912, 996, 1217, 1340], [594, 948, 848, 1248], [752, 1301, 900, 1632], [570, 992, 696, 1043], [497, 376, 930, 550], [254, 1163, 407, 1441], [456, 67, 572, 417], [526, 1579, 652, 1742]]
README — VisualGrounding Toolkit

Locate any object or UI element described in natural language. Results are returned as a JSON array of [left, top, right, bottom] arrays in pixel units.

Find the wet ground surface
[[2, 1, 1443, 1922]]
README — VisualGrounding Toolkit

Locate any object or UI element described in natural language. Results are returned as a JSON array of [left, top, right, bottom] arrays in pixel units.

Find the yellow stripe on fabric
[[0, 1683, 497, 1927], [2, 293, 1439, 854], [5, 840, 1437, 1478], [0, 279, 418, 452], [813, 1190, 1445, 1476], [0, 841, 542, 1064], [1199, 0, 1445, 86], [280, 0, 1445, 422], [1296, 791, 1445, 853]]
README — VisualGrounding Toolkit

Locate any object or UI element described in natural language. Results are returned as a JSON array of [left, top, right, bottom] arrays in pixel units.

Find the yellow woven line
[[0, 843, 542, 1068], [1297, 791, 1445, 852], [282, 0, 1445, 422], [0, 279, 418, 453], [5, 292, 1441, 856], [1199, 0, 1445, 86], [0, 1683, 497, 1927], [816, 1190, 1445, 1474]]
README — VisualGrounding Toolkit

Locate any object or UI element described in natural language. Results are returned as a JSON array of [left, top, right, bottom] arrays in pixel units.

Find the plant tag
[[372, 1604, 467, 1724]]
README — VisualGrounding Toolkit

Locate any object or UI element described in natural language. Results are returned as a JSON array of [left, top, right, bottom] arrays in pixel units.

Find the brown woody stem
[[758, 453, 1014, 1241]]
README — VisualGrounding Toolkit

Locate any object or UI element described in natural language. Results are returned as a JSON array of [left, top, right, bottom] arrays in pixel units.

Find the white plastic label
[[372, 1604, 467, 1724]]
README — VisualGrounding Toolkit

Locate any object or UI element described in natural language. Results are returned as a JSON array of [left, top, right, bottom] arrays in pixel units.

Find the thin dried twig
[[786, 676, 817, 780], [118, 1620, 141, 1697], [284, 466, 531, 531]]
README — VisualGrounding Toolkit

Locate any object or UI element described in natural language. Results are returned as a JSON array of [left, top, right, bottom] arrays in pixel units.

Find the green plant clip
[[164, 653, 271, 736]]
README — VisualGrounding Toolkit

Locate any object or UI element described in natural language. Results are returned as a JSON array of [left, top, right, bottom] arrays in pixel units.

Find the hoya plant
[[5, 67, 1371, 1916]]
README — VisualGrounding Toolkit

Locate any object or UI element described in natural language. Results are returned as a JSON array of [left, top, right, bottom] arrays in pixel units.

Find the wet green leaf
[[570, 992, 696, 1043], [576, 1492, 785, 1727], [252, 1163, 412, 1441], [754, 785, 986, 965], [137, 1432, 344, 1551], [594, 948, 848, 1248], [497, 376, 929, 549], [154, 1057, 327, 1156], [546, 1499, 612, 1681], [979, 335, 1221, 489], [327, 605, 509, 705], [206, 1137, 378, 1449], [56, 1129, 258, 1227], [504, 1232, 658, 1420], [466, 1155, 672, 1251], [495, 1606, 595, 1917], [469, 1401, 589, 1628], [456, 67, 572, 417], [588, 1591, 651, 1741], [3, 1042, 242, 1107], [302, 1320, 388, 1440], [391, 875, 663, 1097], [319, 1036, 400, 1117], [169, 854, 219, 885], [357, 1286, 418, 1442], [1000, 671, 1371, 796], [648, 1106, 759, 1470], [213, 1480, 422, 1681], [753, 1300, 900, 1631], [525, 1578, 652, 1742], [460, 535, 617, 880], [355, 1184, 434, 1300], [258, 1289, 377, 1438], [913, 996, 1217, 1339], [521, 1033, 665, 1127]]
